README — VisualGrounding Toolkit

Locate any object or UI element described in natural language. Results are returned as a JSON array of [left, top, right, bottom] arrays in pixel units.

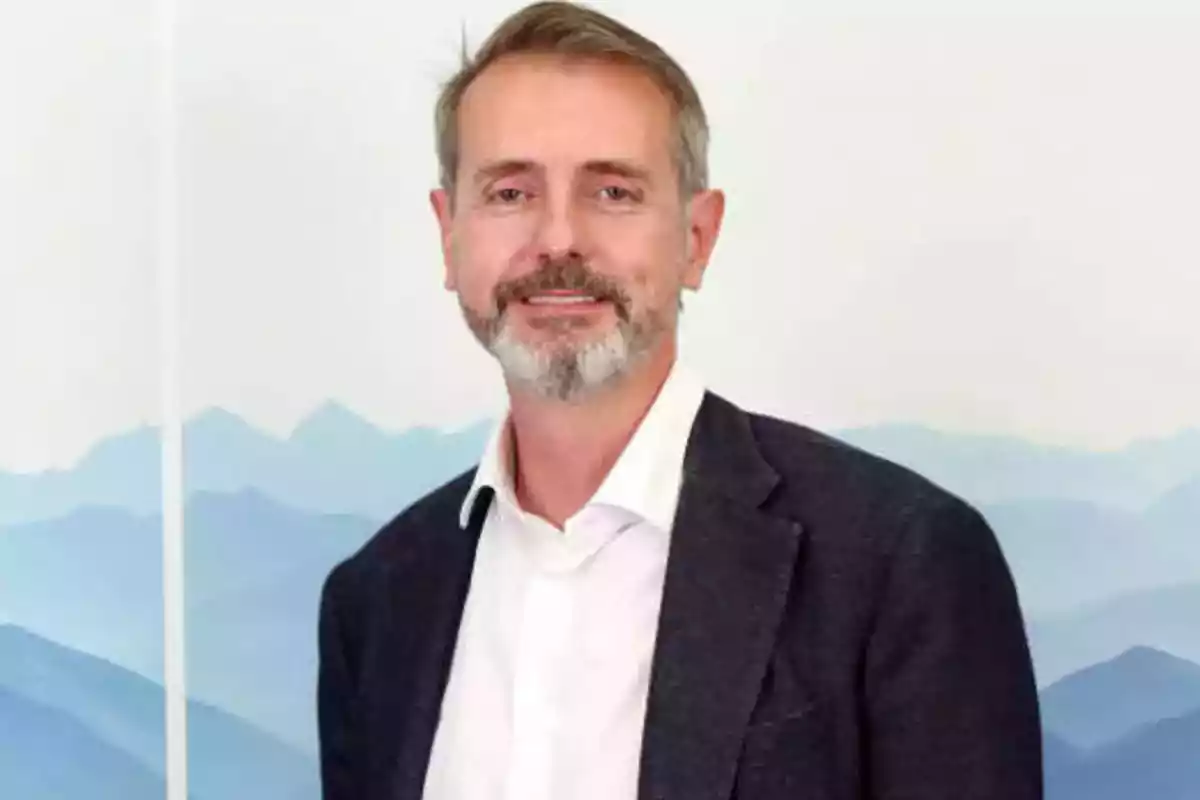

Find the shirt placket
[[505, 560, 575, 800]]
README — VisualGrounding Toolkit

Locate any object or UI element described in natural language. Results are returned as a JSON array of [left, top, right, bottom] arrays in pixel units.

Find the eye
[[599, 185, 637, 202], [488, 186, 527, 204]]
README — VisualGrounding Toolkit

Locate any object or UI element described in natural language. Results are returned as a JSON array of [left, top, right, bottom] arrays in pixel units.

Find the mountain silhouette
[[0, 624, 165, 772], [0, 506, 163, 679], [3, 405, 1197, 787], [1040, 646, 1200, 749], [1030, 582, 1200, 686], [981, 488, 1200, 618], [0, 492, 378, 753], [4, 407, 1198, 526], [186, 402, 489, 521], [983, 498, 1154, 616], [289, 399, 390, 450], [0, 624, 317, 799], [184, 488, 378, 752], [0, 423, 160, 526], [1042, 731, 1082, 782], [1050, 707, 1200, 800], [0, 684, 163, 800], [838, 423, 1200, 510], [0, 403, 487, 526], [1145, 475, 1200, 554]]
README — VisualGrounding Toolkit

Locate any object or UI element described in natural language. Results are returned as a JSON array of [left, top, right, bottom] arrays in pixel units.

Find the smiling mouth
[[524, 295, 601, 306], [518, 290, 611, 309]]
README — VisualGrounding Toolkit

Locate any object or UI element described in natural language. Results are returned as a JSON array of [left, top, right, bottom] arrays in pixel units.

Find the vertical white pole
[[157, 0, 188, 795]]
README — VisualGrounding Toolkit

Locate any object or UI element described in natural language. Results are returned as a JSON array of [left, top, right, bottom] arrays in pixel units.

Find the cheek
[[624, 268, 677, 313], [454, 221, 530, 304], [447, 248, 497, 310], [610, 229, 687, 299]]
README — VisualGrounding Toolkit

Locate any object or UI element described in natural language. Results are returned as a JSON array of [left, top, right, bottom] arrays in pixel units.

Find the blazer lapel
[[638, 392, 806, 800], [383, 484, 490, 800]]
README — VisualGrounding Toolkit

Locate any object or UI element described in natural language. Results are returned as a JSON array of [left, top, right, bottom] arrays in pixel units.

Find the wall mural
[[3, 410, 1196, 797], [3, 2, 1197, 799]]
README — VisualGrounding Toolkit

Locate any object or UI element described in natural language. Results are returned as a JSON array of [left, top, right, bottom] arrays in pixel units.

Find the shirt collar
[[458, 360, 707, 532], [457, 406, 519, 529]]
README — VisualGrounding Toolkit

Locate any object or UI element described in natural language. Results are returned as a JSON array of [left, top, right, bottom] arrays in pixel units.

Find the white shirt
[[422, 361, 707, 800]]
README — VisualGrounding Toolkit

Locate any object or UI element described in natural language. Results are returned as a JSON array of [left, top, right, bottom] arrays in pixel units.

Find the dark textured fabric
[[317, 390, 1043, 800]]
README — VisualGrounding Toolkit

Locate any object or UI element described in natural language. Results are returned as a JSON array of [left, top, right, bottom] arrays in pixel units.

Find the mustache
[[494, 256, 631, 319]]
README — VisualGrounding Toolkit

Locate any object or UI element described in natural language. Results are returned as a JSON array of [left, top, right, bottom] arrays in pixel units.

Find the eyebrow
[[581, 159, 654, 185], [470, 158, 655, 188], [471, 159, 537, 187]]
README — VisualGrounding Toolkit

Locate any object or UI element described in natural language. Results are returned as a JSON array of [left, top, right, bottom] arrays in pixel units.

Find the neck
[[505, 340, 677, 529]]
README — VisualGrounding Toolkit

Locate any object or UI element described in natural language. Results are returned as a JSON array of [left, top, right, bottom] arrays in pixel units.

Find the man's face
[[431, 53, 724, 402]]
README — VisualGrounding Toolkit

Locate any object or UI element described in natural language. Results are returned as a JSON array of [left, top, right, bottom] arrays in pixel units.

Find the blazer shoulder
[[738, 410, 1008, 631], [743, 409, 981, 531], [324, 465, 478, 593]]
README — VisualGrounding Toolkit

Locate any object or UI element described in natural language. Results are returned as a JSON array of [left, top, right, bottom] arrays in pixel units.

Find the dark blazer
[[317, 390, 1043, 800]]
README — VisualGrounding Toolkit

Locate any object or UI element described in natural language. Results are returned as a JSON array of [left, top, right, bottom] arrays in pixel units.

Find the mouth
[[518, 291, 611, 312]]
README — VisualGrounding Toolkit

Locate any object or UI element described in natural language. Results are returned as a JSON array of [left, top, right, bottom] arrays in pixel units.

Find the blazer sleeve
[[317, 560, 365, 800], [863, 495, 1044, 799]]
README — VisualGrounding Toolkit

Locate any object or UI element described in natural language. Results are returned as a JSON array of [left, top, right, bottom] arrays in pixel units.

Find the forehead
[[457, 53, 676, 172]]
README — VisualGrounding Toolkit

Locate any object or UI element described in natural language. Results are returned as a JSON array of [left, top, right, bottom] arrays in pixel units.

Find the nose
[[531, 192, 583, 260]]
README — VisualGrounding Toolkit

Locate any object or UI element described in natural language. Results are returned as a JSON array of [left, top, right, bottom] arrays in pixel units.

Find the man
[[317, 2, 1043, 799]]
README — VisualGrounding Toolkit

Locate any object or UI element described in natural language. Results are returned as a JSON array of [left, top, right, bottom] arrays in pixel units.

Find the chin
[[508, 321, 610, 347]]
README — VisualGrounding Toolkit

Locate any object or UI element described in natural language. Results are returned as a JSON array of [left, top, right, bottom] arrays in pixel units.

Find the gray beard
[[462, 300, 672, 404]]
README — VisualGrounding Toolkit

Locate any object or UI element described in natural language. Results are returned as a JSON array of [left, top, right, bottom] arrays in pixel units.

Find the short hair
[[433, 1, 710, 198]]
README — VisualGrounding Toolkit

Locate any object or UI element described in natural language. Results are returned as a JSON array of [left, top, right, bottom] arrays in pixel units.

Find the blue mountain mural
[[1042, 731, 1083, 783], [1040, 646, 1200, 749], [0, 492, 378, 753], [1047, 707, 1200, 800], [838, 423, 1200, 511], [0, 684, 163, 800], [0, 427, 161, 526], [0, 404, 488, 527], [0, 624, 166, 774], [3, 406, 1196, 798], [184, 489, 378, 752], [981, 495, 1200, 617], [187, 404, 489, 520], [0, 506, 164, 679], [0, 625, 318, 799], [1145, 475, 1200, 539], [5, 406, 1197, 525], [1030, 582, 1200, 686]]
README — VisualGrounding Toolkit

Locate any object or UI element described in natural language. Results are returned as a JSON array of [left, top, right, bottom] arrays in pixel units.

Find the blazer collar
[[637, 389, 806, 800], [385, 388, 804, 800]]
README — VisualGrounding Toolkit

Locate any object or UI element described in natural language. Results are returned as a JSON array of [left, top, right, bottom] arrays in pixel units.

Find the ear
[[680, 188, 725, 291], [430, 188, 457, 290]]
